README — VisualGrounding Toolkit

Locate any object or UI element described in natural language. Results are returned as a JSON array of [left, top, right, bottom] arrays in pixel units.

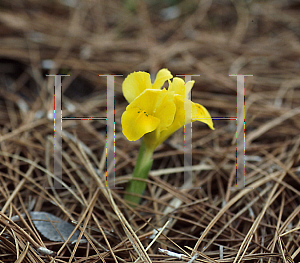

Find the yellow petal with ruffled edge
[[168, 77, 185, 96], [169, 78, 213, 129], [121, 107, 160, 141], [152, 68, 173, 90], [171, 94, 214, 130], [167, 94, 187, 131], [192, 102, 214, 130], [122, 72, 152, 103], [153, 94, 214, 148], [127, 89, 176, 133], [169, 77, 195, 97]]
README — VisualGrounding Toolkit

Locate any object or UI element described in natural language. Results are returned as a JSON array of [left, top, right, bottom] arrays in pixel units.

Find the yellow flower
[[121, 69, 214, 151]]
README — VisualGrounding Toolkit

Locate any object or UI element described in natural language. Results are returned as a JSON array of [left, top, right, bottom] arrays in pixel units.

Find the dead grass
[[0, 0, 300, 262]]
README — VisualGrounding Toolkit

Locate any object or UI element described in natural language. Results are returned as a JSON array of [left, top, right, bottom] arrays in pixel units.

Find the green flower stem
[[124, 140, 154, 206]]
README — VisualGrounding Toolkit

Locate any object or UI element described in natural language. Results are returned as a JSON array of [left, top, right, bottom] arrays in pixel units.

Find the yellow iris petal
[[121, 107, 160, 141], [152, 68, 173, 90], [127, 89, 176, 133], [169, 77, 195, 97], [156, 94, 214, 147], [192, 102, 215, 130], [168, 77, 185, 96], [170, 95, 187, 129], [171, 94, 214, 130], [122, 71, 152, 103]]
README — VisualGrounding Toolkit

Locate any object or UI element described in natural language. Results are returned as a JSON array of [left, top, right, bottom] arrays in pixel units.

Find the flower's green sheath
[[121, 69, 214, 205], [123, 140, 153, 205]]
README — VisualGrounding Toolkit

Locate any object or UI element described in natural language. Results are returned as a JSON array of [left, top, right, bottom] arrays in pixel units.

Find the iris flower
[[122, 69, 214, 149], [121, 69, 214, 205]]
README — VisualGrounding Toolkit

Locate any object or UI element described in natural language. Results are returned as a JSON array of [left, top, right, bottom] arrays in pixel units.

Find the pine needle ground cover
[[0, 1, 299, 262]]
